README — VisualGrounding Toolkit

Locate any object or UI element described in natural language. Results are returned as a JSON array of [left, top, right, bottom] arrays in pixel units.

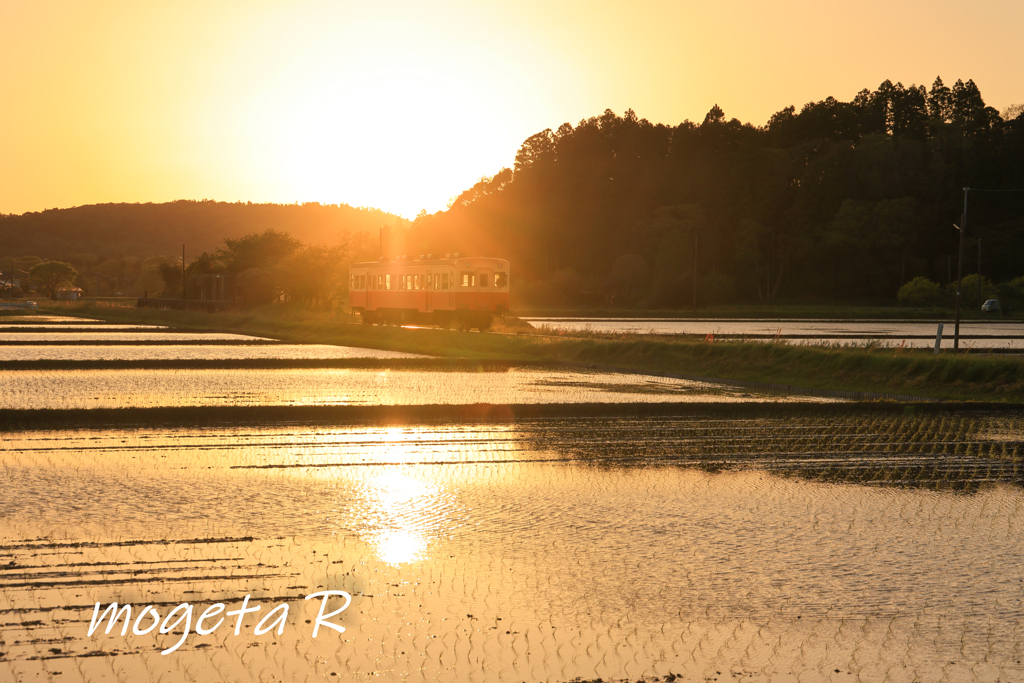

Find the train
[[348, 254, 509, 330]]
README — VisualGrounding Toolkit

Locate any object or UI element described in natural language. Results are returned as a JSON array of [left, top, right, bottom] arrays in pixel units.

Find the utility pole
[[977, 238, 981, 309], [181, 244, 186, 299], [954, 188, 968, 351], [692, 234, 698, 309]]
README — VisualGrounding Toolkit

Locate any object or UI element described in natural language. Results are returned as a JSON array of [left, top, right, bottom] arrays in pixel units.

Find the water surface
[[525, 318, 1024, 348], [0, 332, 272, 342], [0, 344, 427, 361], [2, 414, 1023, 683], [0, 366, 813, 409]]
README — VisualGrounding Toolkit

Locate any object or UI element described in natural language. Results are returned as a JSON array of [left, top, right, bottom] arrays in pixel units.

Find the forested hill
[[406, 78, 1024, 304], [0, 201, 408, 261]]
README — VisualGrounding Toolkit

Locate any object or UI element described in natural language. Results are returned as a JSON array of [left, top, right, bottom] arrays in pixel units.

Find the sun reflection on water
[[357, 467, 449, 565]]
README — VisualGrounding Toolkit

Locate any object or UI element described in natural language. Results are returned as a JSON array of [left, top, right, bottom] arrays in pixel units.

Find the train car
[[349, 254, 509, 330]]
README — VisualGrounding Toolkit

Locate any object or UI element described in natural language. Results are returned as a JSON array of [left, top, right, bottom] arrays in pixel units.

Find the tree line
[[0, 201, 404, 301], [181, 229, 377, 307], [0, 200, 407, 263], [401, 77, 1024, 307]]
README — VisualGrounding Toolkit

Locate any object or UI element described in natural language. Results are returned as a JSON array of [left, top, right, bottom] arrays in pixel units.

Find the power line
[[952, 185, 1023, 351]]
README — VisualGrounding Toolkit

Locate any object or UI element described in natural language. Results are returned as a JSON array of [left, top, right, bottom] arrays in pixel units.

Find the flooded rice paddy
[[525, 318, 1024, 349], [0, 316, 99, 324], [2, 313, 1023, 682], [0, 324, 171, 330], [0, 345, 427, 362], [0, 332, 273, 343], [0, 366, 809, 409], [3, 415, 1024, 683]]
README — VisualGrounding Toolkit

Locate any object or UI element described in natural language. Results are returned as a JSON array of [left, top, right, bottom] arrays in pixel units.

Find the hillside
[[0, 200, 409, 261]]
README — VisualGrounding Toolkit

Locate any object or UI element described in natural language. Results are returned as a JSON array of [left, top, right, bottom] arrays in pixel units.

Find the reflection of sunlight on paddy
[[0, 366, 829, 408], [0, 332, 273, 341], [0, 324, 170, 330], [356, 470, 449, 565], [0, 344, 428, 361], [374, 528, 425, 565], [2, 413, 1024, 682]]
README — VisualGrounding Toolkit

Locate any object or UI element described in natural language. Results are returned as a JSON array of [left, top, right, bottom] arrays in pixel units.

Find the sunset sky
[[3, 0, 1022, 219]]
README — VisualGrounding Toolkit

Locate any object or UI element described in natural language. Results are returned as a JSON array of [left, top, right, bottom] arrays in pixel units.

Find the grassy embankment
[[32, 303, 1024, 403], [517, 303, 1020, 320]]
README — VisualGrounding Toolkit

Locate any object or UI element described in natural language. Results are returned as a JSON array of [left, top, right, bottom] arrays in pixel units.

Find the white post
[[934, 322, 944, 355]]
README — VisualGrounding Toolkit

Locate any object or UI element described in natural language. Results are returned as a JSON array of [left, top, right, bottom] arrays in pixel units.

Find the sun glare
[[358, 468, 449, 565], [237, 41, 523, 218]]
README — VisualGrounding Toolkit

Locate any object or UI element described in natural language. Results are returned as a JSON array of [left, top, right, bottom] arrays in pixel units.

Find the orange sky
[[2, 0, 1022, 219]]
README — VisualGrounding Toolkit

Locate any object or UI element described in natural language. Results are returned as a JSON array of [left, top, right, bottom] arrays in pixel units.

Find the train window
[[385, 274, 391, 290], [350, 275, 355, 290], [413, 274, 420, 290], [442, 273, 449, 290], [461, 272, 476, 287], [479, 273, 489, 287], [361, 275, 366, 289], [494, 273, 507, 288]]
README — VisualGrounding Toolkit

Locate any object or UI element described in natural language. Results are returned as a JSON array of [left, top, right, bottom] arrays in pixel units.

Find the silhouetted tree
[[29, 261, 78, 299]]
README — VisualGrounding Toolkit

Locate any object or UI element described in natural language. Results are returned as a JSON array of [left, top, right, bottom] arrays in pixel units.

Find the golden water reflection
[[3, 414, 1024, 682], [356, 469, 450, 565], [0, 366, 830, 409]]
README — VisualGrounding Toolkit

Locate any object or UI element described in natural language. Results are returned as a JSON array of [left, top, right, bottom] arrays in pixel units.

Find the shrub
[[946, 274, 996, 307], [897, 276, 941, 306], [995, 276, 1024, 311]]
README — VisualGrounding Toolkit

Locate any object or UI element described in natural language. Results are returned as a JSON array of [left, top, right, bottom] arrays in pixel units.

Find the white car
[[981, 299, 1000, 312]]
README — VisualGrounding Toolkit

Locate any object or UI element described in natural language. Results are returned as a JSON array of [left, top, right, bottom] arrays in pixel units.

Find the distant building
[[56, 287, 84, 300]]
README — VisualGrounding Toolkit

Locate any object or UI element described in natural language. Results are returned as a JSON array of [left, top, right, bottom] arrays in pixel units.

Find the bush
[[946, 274, 996, 307], [897, 276, 941, 306], [996, 276, 1024, 311]]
